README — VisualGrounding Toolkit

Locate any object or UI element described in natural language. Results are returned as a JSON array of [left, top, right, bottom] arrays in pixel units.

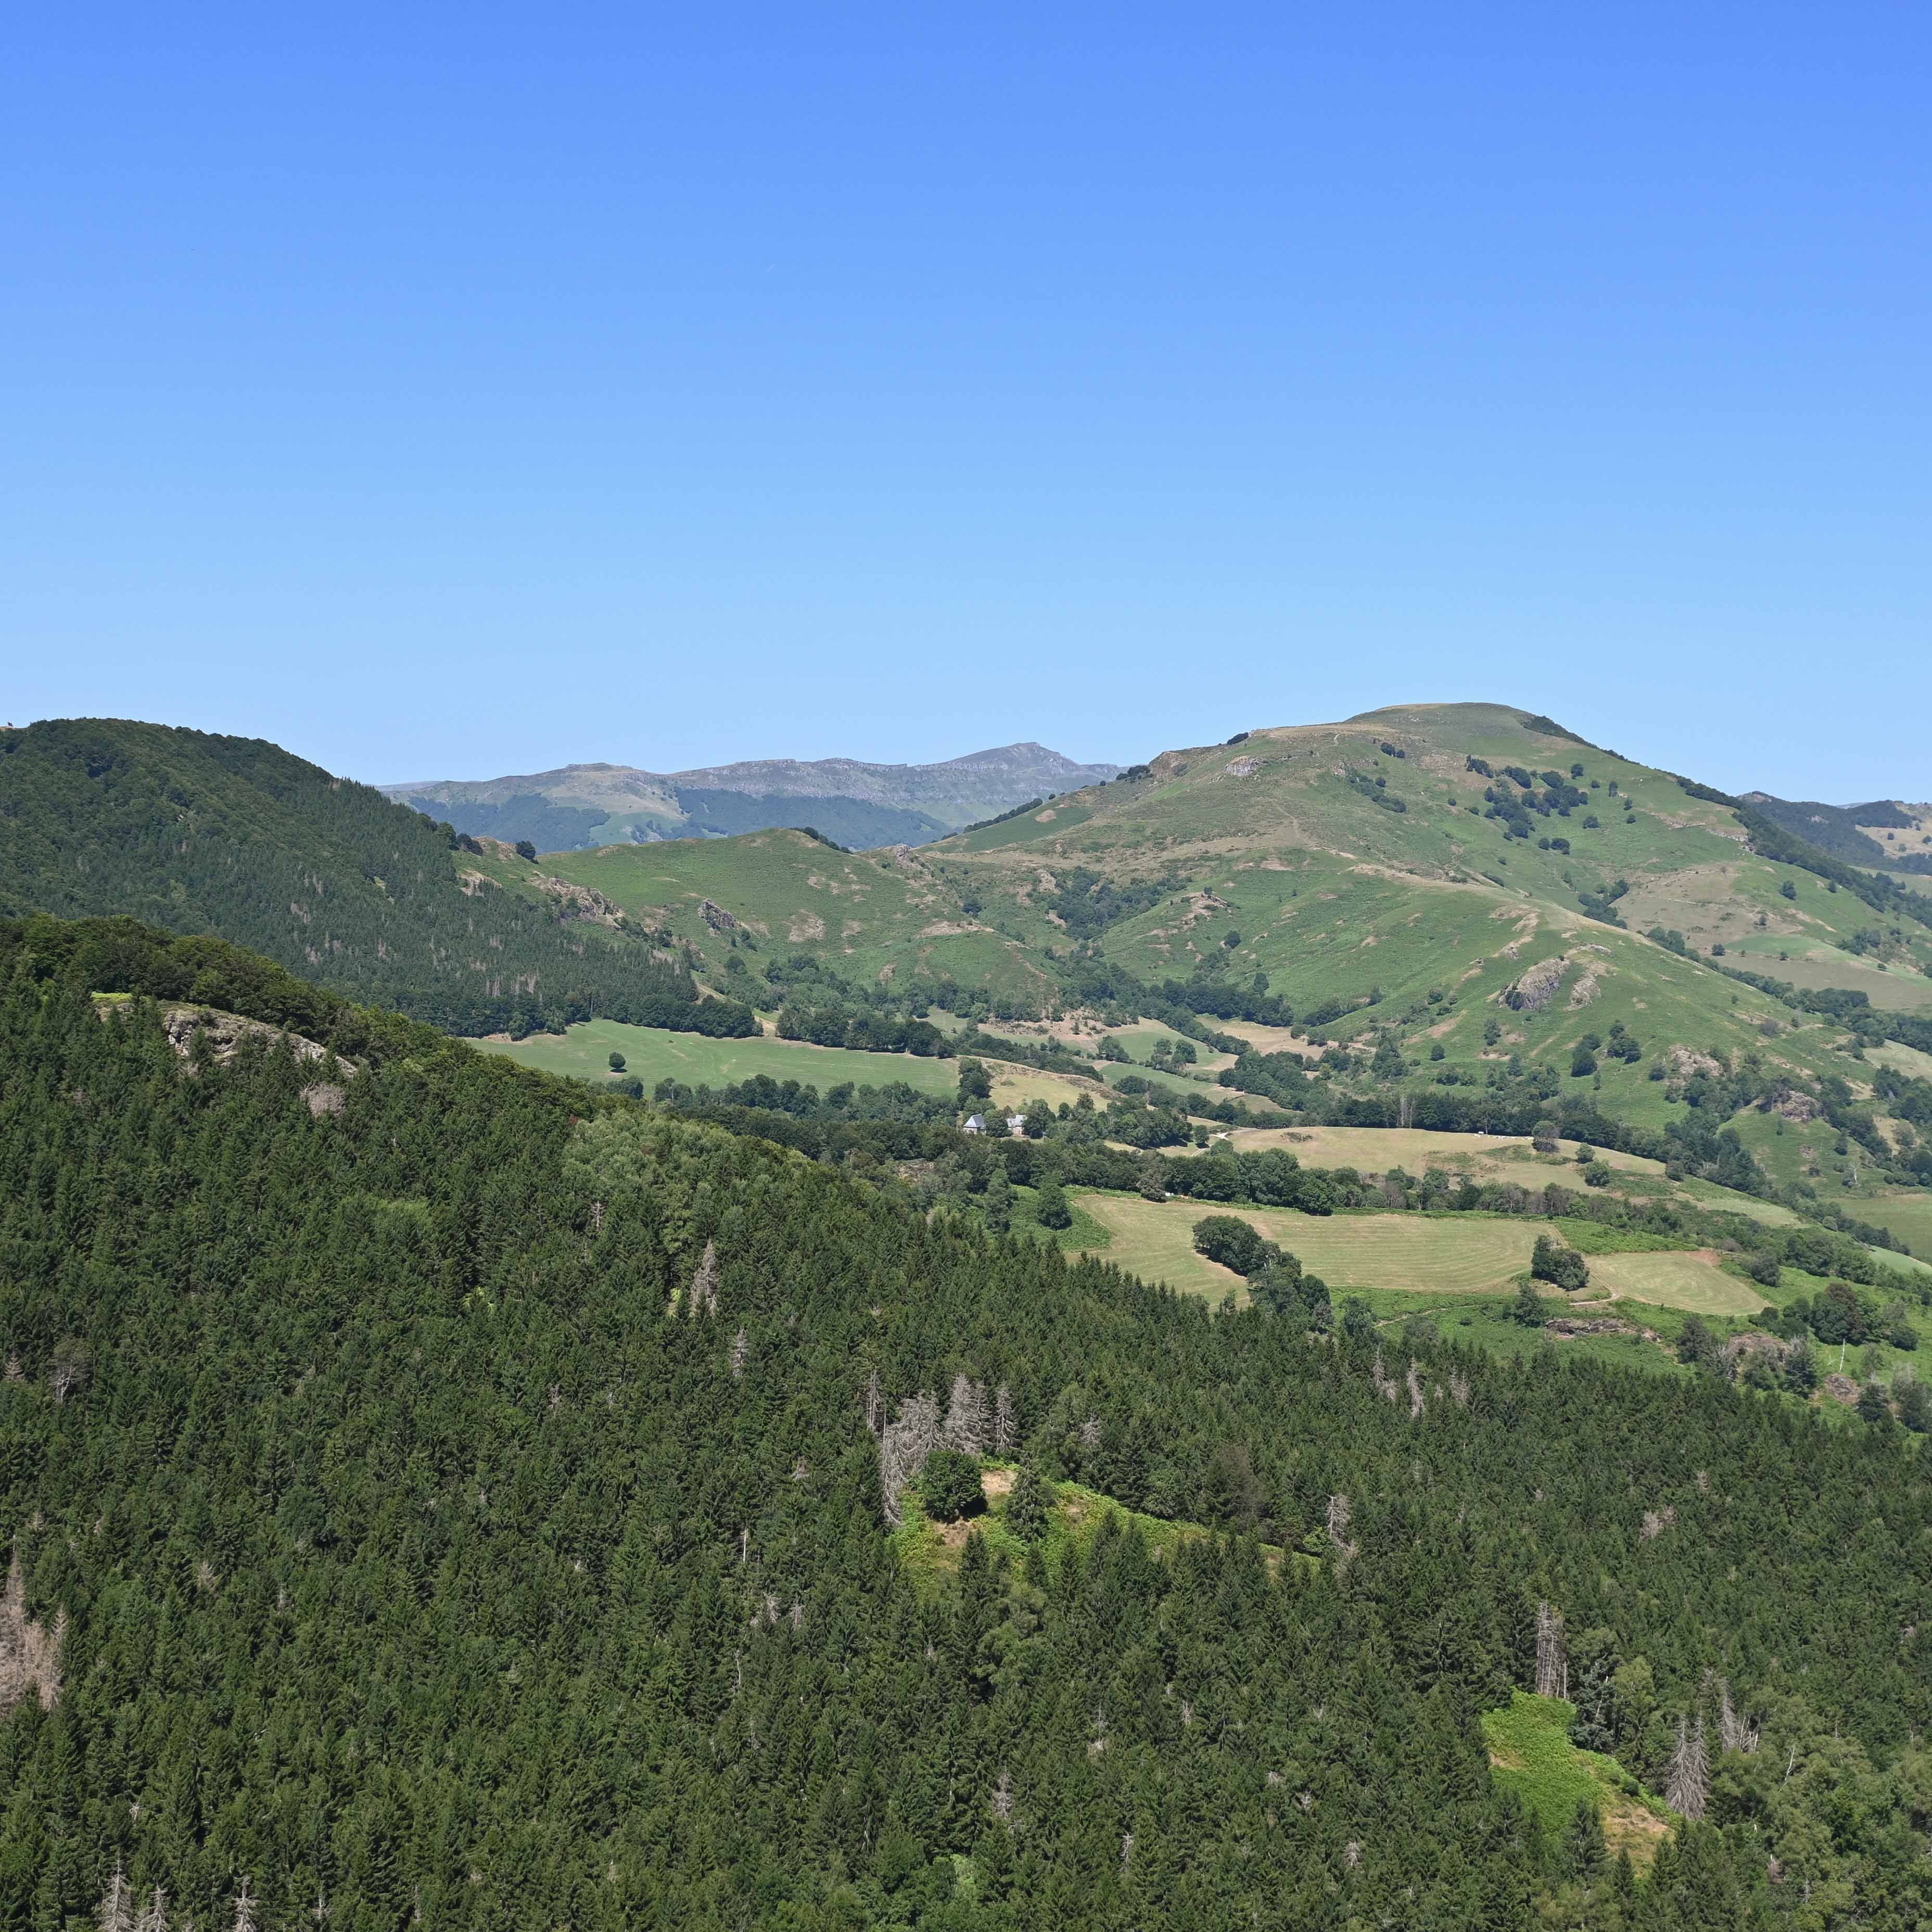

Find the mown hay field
[[1223, 1123, 1664, 1180], [1074, 1192, 1765, 1316]]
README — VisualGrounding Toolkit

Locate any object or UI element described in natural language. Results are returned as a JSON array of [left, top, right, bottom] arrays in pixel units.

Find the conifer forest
[[3, 920, 1931, 1929]]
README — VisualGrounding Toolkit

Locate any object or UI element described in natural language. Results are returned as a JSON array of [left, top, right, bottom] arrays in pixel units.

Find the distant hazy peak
[[381, 741, 1123, 850]]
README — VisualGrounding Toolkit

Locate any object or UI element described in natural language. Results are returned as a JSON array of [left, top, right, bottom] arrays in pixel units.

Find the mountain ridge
[[385, 741, 1123, 851]]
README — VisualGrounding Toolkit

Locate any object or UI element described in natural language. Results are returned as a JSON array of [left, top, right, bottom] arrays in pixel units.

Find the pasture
[[1857, 1192, 1932, 1260], [473, 1018, 1108, 1116], [475, 1020, 964, 1096], [1074, 1195, 1541, 1300], [1071, 1190, 1767, 1317], [1223, 1123, 1664, 1180]]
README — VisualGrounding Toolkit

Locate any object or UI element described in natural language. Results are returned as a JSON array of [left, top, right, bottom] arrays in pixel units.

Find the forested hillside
[[0, 720, 752, 1038], [2, 935, 1930, 1928]]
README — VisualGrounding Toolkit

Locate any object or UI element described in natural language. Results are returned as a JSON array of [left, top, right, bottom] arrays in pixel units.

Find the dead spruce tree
[[1326, 1494, 1358, 1569], [944, 1374, 989, 1455], [879, 1392, 943, 1527], [863, 1368, 885, 1437], [95, 1860, 134, 1932], [1666, 1712, 1711, 1820], [1713, 1675, 1760, 1755], [0, 1545, 63, 1717], [992, 1382, 1017, 1456], [687, 1239, 720, 1319], [1535, 1601, 1569, 1700]]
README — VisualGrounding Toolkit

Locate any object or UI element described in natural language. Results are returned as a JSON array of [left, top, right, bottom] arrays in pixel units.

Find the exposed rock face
[[96, 999, 357, 1099], [1504, 955, 1568, 1012], [532, 875, 623, 926], [700, 899, 738, 932], [1669, 1045, 1725, 1079]]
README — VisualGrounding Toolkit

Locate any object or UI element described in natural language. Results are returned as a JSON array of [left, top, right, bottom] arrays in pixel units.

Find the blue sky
[[3, 3, 1926, 798]]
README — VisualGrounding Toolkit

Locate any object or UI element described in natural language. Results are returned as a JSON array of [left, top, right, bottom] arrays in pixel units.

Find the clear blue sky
[[4, 3, 1926, 799]]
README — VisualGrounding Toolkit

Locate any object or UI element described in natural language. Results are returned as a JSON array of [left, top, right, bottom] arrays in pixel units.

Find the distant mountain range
[[384, 743, 1123, 851], [1742, 792, 1932, 876]]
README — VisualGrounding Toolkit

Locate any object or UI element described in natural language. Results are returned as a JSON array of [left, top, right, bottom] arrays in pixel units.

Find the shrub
[[1531, 1235, 1589, 1292], [1745, 1250, 1782, 1288], [514, 840, 538, 862], [920, 1449, 985, 1522], [1193, 1214, 1280, 1277], [608, 1051, 627, 1072]]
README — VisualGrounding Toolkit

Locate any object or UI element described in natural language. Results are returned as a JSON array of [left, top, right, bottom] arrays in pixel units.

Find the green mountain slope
[[0, 718, 749, 1037], [541, 827, 1059, 1001], [3, 942, 1930, 1926], [910, 703, 1932, 1140]]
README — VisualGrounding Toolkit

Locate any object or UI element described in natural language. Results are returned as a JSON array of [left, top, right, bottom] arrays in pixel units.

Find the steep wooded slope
[[0, 719, 748, 1037], [1, 944, 1929, 1927]]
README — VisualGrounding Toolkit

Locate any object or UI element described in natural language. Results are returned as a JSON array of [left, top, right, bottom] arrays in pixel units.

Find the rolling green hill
[[8, 709, 1929, 1223], [528, 703, 1932, 1217], [0, 719, 749, 1038]]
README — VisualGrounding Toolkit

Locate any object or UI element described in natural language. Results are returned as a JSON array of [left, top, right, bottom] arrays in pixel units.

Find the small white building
[[1006, 1113, 1028, 1138]]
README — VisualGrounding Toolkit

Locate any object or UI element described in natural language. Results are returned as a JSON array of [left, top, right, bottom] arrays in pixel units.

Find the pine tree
[[1562, 1797, 1606, 1880], [1006, 1466, 1052, 1542]]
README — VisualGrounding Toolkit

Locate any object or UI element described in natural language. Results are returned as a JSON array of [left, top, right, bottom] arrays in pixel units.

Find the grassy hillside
[[475, 1016, 1111, 1116], [541, 827, 1061, 999], [932, 703, 1932, 1059]]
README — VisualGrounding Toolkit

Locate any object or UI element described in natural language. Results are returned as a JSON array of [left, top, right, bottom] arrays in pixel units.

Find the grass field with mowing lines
[[1583, 1250, 1764, 1316], [1072, 1194, 1542, 1300]]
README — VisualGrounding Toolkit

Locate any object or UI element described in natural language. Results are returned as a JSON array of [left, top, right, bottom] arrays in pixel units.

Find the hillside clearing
[[1482, 1694, 1673, 1869]]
